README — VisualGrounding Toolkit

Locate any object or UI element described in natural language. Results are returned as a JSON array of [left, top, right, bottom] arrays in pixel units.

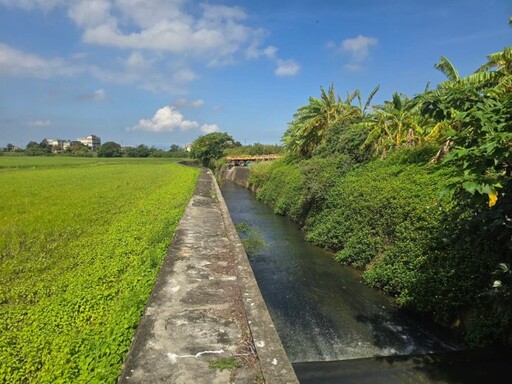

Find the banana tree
[[359, 93, 426, 158], [283, 84, 366, 158]]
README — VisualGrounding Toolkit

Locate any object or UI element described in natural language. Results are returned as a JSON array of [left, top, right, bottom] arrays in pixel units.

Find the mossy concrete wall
[[219, 165, 251, 188]]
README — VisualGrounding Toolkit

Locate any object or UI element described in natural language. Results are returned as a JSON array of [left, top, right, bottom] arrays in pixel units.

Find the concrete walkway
[[119, 169, 297, 384]]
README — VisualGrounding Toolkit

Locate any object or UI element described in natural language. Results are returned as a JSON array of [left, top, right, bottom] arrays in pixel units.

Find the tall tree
[[97, 141, 123, 157], [282, 84, 374, 158], [283, 85, 343, 158], [190, 132, 235, 167]]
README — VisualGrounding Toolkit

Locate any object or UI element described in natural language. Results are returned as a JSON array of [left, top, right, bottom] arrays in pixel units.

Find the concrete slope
[[119, 169, 297, 384]]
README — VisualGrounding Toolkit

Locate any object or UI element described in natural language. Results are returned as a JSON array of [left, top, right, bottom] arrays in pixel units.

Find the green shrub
[[250, 159, 307, 223], [313, 123, 372, 163]]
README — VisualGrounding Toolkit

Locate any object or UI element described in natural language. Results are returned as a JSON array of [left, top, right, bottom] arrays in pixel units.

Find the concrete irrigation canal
[[120, 167, 511, 383], [120, 169, 297, 383]]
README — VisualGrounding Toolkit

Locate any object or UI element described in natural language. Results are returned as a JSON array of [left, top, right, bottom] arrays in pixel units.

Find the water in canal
[[220, 180, 461, 363]]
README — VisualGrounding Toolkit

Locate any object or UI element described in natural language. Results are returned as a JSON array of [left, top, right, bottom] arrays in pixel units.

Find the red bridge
[[226, 154, 281, 166]]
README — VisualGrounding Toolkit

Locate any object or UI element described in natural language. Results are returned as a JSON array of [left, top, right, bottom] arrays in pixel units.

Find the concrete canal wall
[[120, 168, 297, 383], [219, 165, 251, 189]]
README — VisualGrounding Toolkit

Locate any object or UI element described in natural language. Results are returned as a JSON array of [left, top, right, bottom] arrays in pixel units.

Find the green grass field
[[0, 157, 200, 383]]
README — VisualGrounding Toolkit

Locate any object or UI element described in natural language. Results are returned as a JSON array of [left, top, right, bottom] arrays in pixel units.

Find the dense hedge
[[248, 148, 508, 345]]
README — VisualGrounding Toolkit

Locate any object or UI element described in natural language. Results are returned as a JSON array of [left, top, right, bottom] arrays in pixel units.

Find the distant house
[[46, 139, 65, 151], [184, 144, 192, 152], [45, 135, 101, 152], [77, 135, 101, 150]]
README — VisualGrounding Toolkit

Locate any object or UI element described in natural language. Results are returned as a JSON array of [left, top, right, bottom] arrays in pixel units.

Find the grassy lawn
[[0, 157, 200, 383]]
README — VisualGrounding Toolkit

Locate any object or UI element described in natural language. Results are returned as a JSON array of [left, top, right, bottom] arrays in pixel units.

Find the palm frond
[[434, 56, 460, 82], [364, 85, 380, 113]]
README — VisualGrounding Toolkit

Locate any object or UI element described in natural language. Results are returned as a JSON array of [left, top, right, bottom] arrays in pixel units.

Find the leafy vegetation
[[208, 357, 241, 371], [0, 157, 199, 382], [235, 222, 266, 256], [247, 37, 512, 346], [190, 132, 237, 167], [225, 142, 282, 156]]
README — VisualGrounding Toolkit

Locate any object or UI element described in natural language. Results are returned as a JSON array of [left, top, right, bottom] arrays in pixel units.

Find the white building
[[77, 135, 101, 150], [46, 139, 65, 148]]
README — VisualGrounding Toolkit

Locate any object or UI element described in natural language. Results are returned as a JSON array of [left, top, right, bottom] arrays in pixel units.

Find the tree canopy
[[190, 132, 236, 166], [97, 141, 122, 158]]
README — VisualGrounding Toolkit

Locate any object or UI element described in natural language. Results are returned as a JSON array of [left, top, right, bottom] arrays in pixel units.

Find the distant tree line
[[1, 140, 190, 158]]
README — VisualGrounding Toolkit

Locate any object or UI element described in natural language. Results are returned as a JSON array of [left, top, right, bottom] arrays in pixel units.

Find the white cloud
[[328, 35, 378, 71], [0, 0, 300, 84], [129, 105, 220, 134], [263, 46, 278, 59], [79, 88, 107, 101], [245, 44, 277, 60], [245, 44, 299, 77], [174, 98, 205, 108], [200, 124, 219, 133], [171, 68, 197, 84], [1, 0, 267, 66], [77, 1, 257, 64], [28, 120, 51, 127], [0, 43, 80, 78], [344, 64, 364, 72], [341, 35, 378, 62], [123, 51, 151, 69], [114, 0, 187, 29], [129, 105, 200, 132], [275, 59, 300, 77], [68, 0, 112, 28]]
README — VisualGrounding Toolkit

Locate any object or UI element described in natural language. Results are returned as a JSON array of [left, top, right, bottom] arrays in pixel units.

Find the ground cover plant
[[0, 157, 199, 383]]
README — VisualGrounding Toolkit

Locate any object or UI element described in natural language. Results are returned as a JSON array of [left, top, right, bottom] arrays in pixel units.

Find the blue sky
[[0, 0, 510, 148]]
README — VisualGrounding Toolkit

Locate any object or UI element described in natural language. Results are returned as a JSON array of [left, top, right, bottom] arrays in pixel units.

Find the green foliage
[[236, 222, 266, 256], [190, 132, 236, 167], [312, 122, 372, 163], [208, 357, 241, 371], [282, 84, 343, 158], [420, 74, 512, 336], [225, 143, 282, 156], [97, 141, 123, 157], [424, 86, 512, 204], [359, 93, 430, 158], [250, 159, 307, 223], [385, 143, 439, 165], [300, 156, 353, 209], [25, 140, 52, 156], [0, 158, 199, 382], [125, 144, 150, 158], [63, 142, 93, 157]]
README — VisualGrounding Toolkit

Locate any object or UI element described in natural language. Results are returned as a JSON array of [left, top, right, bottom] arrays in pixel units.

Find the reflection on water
[[221, 181, 461, 363]]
